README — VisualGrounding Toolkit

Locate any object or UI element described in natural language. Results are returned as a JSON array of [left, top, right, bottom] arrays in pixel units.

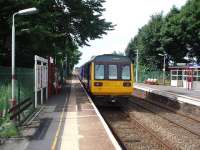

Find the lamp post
[[136, 49, 139, 83], [158, 53, 167, 85], [11, 8, 38, 107]]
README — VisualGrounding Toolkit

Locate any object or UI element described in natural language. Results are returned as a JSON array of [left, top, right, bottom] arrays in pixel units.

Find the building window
[[95, 64, 104, 79]]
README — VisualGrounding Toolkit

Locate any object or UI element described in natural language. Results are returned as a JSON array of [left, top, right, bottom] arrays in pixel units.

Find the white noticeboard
[[35, 55, 48, 108]]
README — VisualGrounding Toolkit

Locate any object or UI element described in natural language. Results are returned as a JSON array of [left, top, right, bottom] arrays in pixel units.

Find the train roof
[[80, 54, 131, 67], [92, 54, 131, 63]]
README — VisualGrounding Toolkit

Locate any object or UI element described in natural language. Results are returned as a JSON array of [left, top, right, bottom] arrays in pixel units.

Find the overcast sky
[[77, 0, 187, 66]]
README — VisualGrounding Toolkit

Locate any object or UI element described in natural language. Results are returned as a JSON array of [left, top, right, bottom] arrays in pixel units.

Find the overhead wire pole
[[158, 53, 167, 85], [136, 49, 139, 83]]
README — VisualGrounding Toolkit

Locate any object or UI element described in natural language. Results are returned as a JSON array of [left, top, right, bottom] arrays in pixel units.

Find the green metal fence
[[136, 69, 170, 84], [0, 66, 34, 121], [0, 66, 11, 117]]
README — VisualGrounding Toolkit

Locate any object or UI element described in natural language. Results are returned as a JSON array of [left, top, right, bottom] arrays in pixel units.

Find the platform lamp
[[158, 53, 167, 85], [11, 8, 38, 108]]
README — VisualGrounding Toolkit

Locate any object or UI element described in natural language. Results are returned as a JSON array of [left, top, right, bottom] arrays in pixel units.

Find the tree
[[0, 0, 114, 68], [112, 50, 125, 56], [126, 0, 200, 70], [125, 37, 137, 63], [179, 0, 200, 62], [161, 6, 188, 63], [126, 14, 164, 71]]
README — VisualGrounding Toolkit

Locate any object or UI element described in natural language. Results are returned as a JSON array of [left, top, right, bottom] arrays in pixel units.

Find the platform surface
[[134, 83, 200, 106], [22, 77, 120, 150], [58, 79, 119, 150]]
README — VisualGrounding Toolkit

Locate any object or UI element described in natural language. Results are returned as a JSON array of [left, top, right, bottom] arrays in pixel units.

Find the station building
[[169, 64, 200, 90]]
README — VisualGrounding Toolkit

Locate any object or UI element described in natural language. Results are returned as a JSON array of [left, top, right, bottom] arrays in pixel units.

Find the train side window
[[109, 65, 117, 79], [95, 64, 104, 79], [122, 65, 130, 80]]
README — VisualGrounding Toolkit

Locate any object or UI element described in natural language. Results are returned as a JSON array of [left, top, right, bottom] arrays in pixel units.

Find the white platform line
[[60, 80, 79, 150], [78, 79, 122, 150]]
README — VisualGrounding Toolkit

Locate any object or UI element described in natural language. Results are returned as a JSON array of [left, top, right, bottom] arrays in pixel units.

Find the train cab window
[[109, 65, 117, 79], [121, 65, 130, 80], [95, 64, 104, 79]]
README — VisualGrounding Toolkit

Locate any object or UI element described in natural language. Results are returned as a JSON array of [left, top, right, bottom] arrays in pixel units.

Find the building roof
[[169, 64, 200, 69]]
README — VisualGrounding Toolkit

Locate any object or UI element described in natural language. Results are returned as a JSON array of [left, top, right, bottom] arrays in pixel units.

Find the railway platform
[[0, 77, 120, 150], [134, 83, 200, 106], [57, 78, 120, 150]]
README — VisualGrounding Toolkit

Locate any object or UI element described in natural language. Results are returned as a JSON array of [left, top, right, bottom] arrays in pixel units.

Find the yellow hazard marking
[[51, 97, 68, 150]]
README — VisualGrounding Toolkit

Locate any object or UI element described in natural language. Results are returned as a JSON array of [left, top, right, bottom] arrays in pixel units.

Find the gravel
[[99, 107, 170, 150], [125, 99, 200, 150]]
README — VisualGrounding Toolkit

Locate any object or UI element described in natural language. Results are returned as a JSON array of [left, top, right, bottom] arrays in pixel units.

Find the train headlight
[[123, 82, 131, 87], [94, 82, 103, 86]]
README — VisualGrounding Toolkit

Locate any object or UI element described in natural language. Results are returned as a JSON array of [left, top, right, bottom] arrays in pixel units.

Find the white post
[[46, 65, 48, 100], [34, 56, 38, 108], [163, 55, 166, 85], [11, 8, 38, 108], [11, 13, 18, 108], [136, 49, 139, 83], [41, 62, 43, 105]]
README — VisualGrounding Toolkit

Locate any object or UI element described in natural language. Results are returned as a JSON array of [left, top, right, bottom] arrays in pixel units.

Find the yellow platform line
[[51, 97, 68, 150]]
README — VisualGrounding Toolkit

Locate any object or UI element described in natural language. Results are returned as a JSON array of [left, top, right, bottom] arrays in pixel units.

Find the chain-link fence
[[0, 66, 34, 121]]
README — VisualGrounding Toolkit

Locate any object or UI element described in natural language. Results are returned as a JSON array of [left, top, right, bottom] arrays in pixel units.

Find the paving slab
[[59, 78, 120, 150]]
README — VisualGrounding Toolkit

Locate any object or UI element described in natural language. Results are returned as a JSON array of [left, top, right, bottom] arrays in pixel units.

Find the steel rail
[[100, 106, 173, 150], [127, 111, 173, 150], [130, 99, 200, 137], [140, 98, 200, 123]]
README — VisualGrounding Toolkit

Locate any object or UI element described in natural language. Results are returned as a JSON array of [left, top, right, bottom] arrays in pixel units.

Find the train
[[78, 54, 134, 102]]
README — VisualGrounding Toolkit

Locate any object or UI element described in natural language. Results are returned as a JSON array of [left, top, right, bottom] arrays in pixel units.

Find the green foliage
[[161, 6, 188, 63], [0, 66, 34, 117], [179, 0, 200, 62], [126, 0, 200, 70], [112, 50, 125, 56], [0, 82, 11, 116], [0, 0, 114, 69], [0, 116, 18, 138], [126, 14, 164, 70]]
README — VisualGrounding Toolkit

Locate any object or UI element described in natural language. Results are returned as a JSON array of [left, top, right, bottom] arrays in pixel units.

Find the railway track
[[128, 97, 200, 138], [98, 106, 173, 150]]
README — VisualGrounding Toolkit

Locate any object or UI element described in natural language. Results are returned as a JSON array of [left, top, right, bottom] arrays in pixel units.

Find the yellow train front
[[80, 54, 134, 101]]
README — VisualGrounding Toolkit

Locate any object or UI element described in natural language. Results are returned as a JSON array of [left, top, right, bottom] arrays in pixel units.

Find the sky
[[76, 0, 188, 66]]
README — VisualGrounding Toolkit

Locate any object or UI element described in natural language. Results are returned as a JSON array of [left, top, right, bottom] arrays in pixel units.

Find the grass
[[0, 80, 33, 138], [0, 81, 11, 117], [0, 67, 34, 138], [0, 116, 18, 138]]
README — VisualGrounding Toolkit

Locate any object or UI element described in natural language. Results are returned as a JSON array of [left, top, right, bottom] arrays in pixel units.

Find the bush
[[0, 117, 18, 138], [0, 82, 11, 117]]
